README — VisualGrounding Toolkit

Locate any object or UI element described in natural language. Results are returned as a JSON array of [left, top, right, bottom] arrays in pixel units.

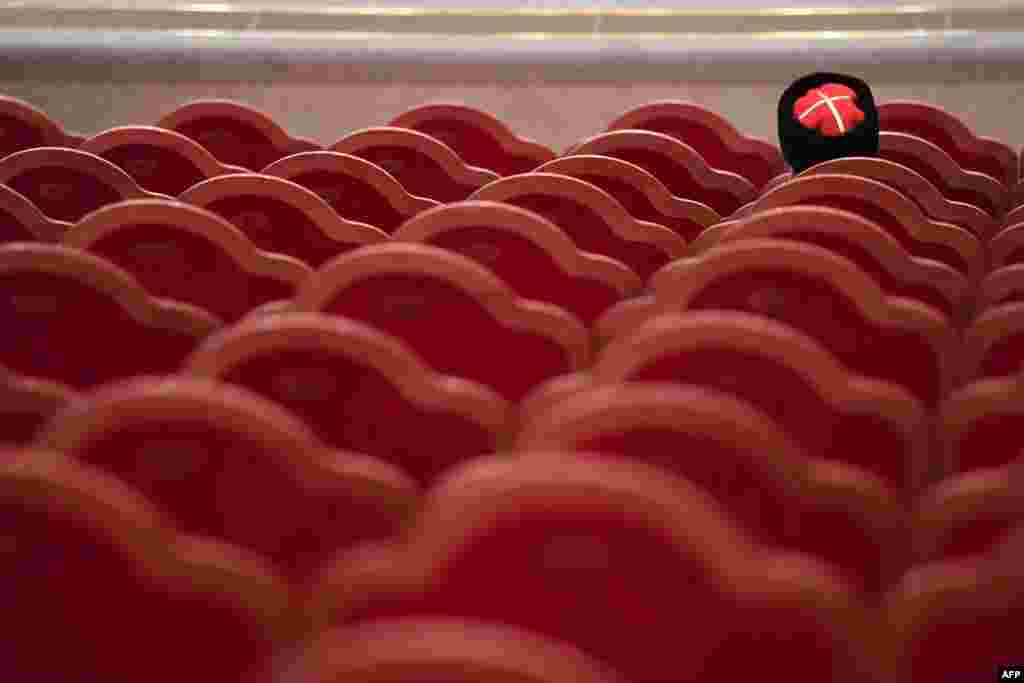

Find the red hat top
[[793, 83, 865, 137]]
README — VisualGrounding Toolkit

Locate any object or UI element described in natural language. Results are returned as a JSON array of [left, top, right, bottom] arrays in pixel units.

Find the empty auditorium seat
[[330, 127, 499, 203], [978, 263, 1024, 309], [389, 103, 557, 176], [0, 147, 166, 223], [292, 243, 590, 402], [184, 312, 511, 486], [569, 129, 758, 217], [157, 99, 321, 171], [79, 126, 247, 197], [469, 172, 687, 279], [885, 527, 1024, 681], [596, 239, 958, 409], [261, 150, 439, 233], [604, 101, 787, 190], [914, 463, 1024, 565], [517, 382, 908, 596], [960, 303, 1024, 382], [179, 173, 389, 268], [0, 364, 78, 444], [879, 131, 1008, 217], [0, 182, 69, 243], [536, 154, 720, 242], [802, 156, 999, 241], [693, 205, 972, 324], [63, 199, 312, 321], [939, 374, 1024, 476], [0, 447, 294, 682], [0, 95, 84, 160], [281, 618, 629, 683], [523, 311, 931, 496], [308, 454, 884, 682], [735, 172, 985, 283], [0, 242, 219, 388], [393, 200, 642, 325], [36, 376, 419, 584], [988, 220, 1024, 270], [878, 101, 1017, 187]]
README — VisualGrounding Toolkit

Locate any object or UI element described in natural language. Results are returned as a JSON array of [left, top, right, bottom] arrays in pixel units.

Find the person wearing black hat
[[778, 72, 880, 174]]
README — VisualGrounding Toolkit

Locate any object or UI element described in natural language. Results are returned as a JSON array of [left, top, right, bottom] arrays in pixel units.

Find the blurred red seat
[[308, 454, 885, 682], [0, 447, 294, 682], [330, 127, 499, 203], [978, 264, 1024, 309], [569, 129, 758, 217], [879, 131, 1008, 217], [0, 183, 68, 243], [693, 205, 972, 324], [184, 312, 510, 486], [157, 99, 320, 171], [63, 199, 312, 322], [0, 95, 84, 159], [0, 243, 219, 389], [596, 239, 958, 409], [960, 303, 1024, 382], [0, 364, 78, 444], [286, 618, 629, 683], [802, 156, 998, 241], [536, 154, 720, 242], [517, 383, 908, 596], [179, 173, 388, 268], [523, 311, 931, 496], [914, 463, 1024, 565], [939, 374, 1024, 476], [469, 172, 687, 280], [734, 173, 984, 283], [605, 101, 786, 190], [389, 103, 556, 176], [878, 101, 1017, 187], [36, 376, 419, 585], [0, 147, 164, 223], [292, 243, 590, 402], [79, 126, 246, 197], [262, 150, 438, 233], [988, 220, 1024, 270], [393, 200, 641, 325]]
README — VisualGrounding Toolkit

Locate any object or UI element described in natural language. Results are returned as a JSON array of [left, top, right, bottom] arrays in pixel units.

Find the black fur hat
[[777, 72, 879, 174]]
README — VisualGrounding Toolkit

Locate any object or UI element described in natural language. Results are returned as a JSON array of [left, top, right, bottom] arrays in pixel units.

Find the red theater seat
[[63, 199, 312, 322], [960, 303, 1024, 382], [157, 99, 321, 171], [0, 364, 78, 444], [978, 264, 1024, 309], [939, 374, 1024, 476], [570, 129, 758, 217], [879, 131, 1008, 217], [0, 183, 69, 243], [292, 243, 590, 402], [0, 243, 219, 389], [308, 454, 885, 683], [393, 201, 641, 325], [988, 220, 1024, 270], [737, 173, 985, 283], [0, 95, 84, 159], [469, 172, 687, 280], [595, 239, 958, 409], [605, 100, 786, 190], [802, 156, 999, 241], [179, 173, 388, 268], [184, 312, 510, 486], [692, 205, 972, 324], [878, 101, 1017, 187], [0, 448, 294, 682], [0, 147, 165, 223], [536, 154, 720, 242], [79, 126, 246, 197], [35, 376, 419, 585], [330, 127, 499, 203], [262, 151, 439, 234], [523, 311, 931, 496], [389, 103, 557, 176]]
